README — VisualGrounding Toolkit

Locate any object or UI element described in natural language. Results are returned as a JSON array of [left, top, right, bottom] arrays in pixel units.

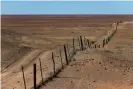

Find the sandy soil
[[2, 15, 133, 27], [40, 22, 133, 89], [1, 15, 133, 89]]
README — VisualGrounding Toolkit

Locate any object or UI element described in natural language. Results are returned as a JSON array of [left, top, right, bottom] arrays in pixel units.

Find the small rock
[[92, 59, 94, 60], [73, 58, 76, 61], [123, 73, 126, 75], [105, 68, 107, 70], [99, 62, 101, 64], [76, 69, 79, 71], [93, 80, 96, 83], [110, 62, 113, 64]]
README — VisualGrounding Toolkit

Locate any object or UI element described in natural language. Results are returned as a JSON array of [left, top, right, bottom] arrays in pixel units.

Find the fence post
[[73, 37, 75, 55], [94, 44, 97, 48], [66, 44, 71, 60], [86, 38, 88, 48], [21, 65, 27, 89], [80, 36, 84, 50], [103, 39, 105, 47], [116, 23, 118, 30], [108, 36, 111, 42], [52, 52, 56, 74], [107, 37, 109, 43], [85, 37, 88, 49], [87, 39, 90, 48], [78, 37, 81, 50], [39, 58, 43, 83], [105, 38, 107, 44], [84, 36, 86, 49], [98, 44, 100, 48], [64, 45, 69, 65], [59, 49, 63, 68], [33, 64, 36, 89]]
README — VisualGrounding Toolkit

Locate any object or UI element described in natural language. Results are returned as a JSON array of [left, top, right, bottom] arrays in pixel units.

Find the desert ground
[[1, 15, 133, 89]]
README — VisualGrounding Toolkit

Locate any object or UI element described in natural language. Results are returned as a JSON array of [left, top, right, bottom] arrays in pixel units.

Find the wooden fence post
[[87, 39, 90, 48], [98, 44, 100, 48], [85, 37, 88, 49], [52, 52, 56, 74], [64, 45, 69, 65], [66, 44, 71, 60], [73, 37, 75, 55], [21, 65, 27, 89], [105, 38, 107, 44], [116, 23, 118, 30], [86, 39, 88, 48], [80, 36, 84, 50], [39, 58, 43, 83], [33, 64, 36, 89], [78, 37, 81, 50], [95, 44, 97, 48], [107, 37, 109, 43], [84, 36, 86, 49], [108, 36, 111, 42], [59, 49, 63, 68], [103, 39, 105, 47]]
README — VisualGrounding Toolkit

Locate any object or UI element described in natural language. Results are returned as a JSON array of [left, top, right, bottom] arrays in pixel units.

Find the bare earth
[[1, 15, 133, 89], [40, 22, 133, 89]]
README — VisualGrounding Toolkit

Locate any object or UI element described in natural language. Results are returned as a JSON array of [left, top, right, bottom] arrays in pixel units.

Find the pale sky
[[1, 1, 133, 15]]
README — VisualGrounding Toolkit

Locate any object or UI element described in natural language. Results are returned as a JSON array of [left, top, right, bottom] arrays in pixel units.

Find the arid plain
[[1, 15, 133, 89]]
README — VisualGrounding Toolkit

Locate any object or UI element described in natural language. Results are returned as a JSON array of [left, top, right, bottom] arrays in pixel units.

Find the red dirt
[[1, 15, 133, 89], [40, 22, 133, 89], [2, 15, 133, 27]]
